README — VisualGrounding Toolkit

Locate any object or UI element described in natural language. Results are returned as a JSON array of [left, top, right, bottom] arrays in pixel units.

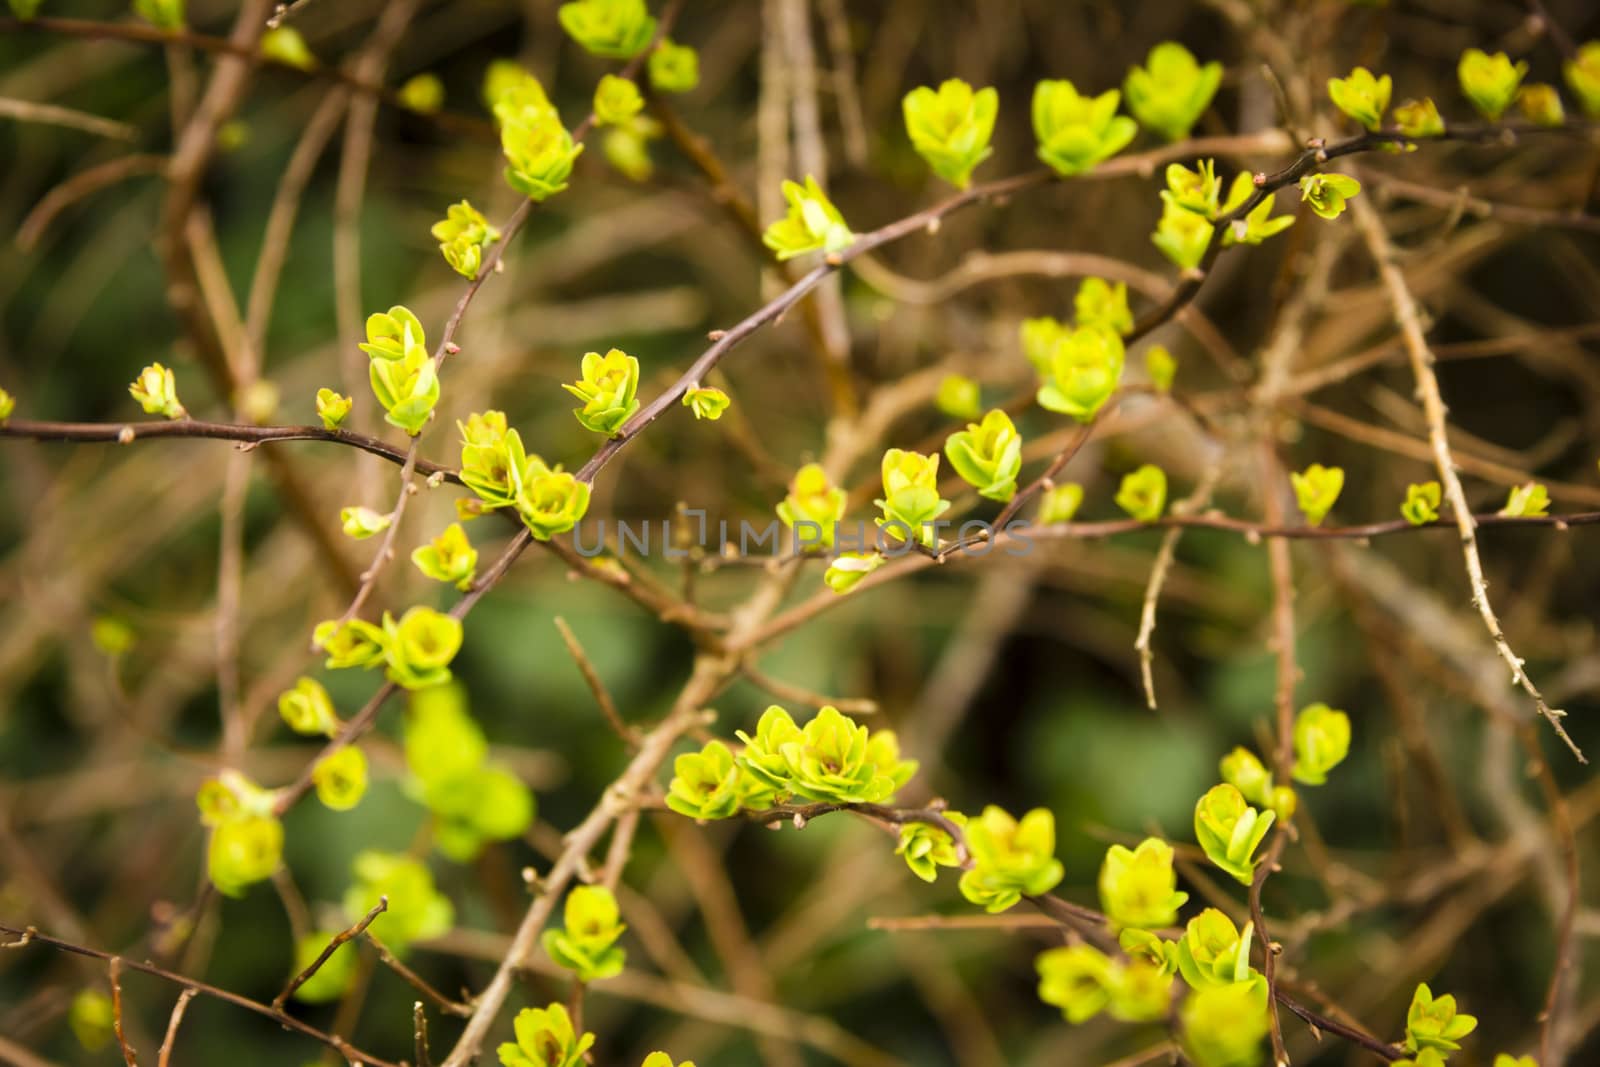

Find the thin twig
[[109, 958, 137, 1066], [739, 662, 879, 716], [366, 932, 472, 1017], [413, 1001, 433, 1067], [155, 988, 196, 1067], [554, 616, 637, 746], [273, 897, 388, 1011], [1350, 194, 1584, 762]]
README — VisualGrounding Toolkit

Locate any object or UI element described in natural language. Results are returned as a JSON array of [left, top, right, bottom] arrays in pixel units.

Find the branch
[[0, 418, 460, 483], [1350, 194, 1585, 763], [0, 921, 402, 1067], [272, 896, 387, 1011]]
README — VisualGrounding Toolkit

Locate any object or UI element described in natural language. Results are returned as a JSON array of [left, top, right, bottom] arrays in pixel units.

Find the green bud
[[763, 175, 854, 260], [1020, 316, 1066, 376], [1152, 198, 1214, 269], [824, 551, 885, 594], [542, 885, 627, 982], [1459, 48, 1527, 121], [565, 348, 641, 435], [734, 705, 804, 799], [260, 26, 316, 70], [484, 61, 551, 123], [1500, 481, 1550, 517], [516, 458, 591, 540], [557, 0, 656, 59], [340, 505, 392, 540], [208, 813, 283, 896], [0, 385, 13, 423], [432, 201, 500, 279], [1292, 703, 1351, 785], [1107, 957, 1176, 1022], [70, 989, 114, 1051], [458, 411, 534, 511], [1123, 42, 1222, 142], [935, 374, 982, 419], [944, 409, 1023, 502], [767, 705, 916, 805], [1405, 982, 1478, 1053], [1177, 908, 1255, 989], [1401, 480, 1442, 525], [1564, 42, 1600, 117], [641, 1054, 694, 1067], [91, 616, 135, 657], [196, 769, 278, 827], [1518, 83, 1566, 126], [1194, 783, 1274, 885], [132, 0, 184, 30], [1145, 345, 1176, 391], [603, 125, 656, 182], [1116, 464, 1167, 522], [312, 745, 368, 811], [902, 78, 999, 189], [1181, 980, 1270, 1067], [876, 448, 951, 548], [1119, 927, 1179, 974], [1219, 172, 1295, 247], [1394, 97, 1446, 137], [1291, 463, 1344, 526], [129, 362, 186, 419], [1494, 1056, 1539, 1067], [777, 462, 847, 548], [682, 385, 730, 421], [367, 329, 439, 435], [1075, 276, 1133, 336], [316, 387, 353, 430], [344, 850, 453, 953], [958, 805, 1064, 912], [1219, 746, 1273, 809], [498, 1003, 595, 1067], [648, 39, 699, 93], [1035, 944, 1114, 1023], [594, 74, 645, 126], [289, 932, 358, 1004], [1328, 66, 1392, 130], [397, 72, 444, 114], [666, 740, 745, 820], [1099, 837, 1188, 930], [278, 676, 339, 737], [1163, 158, 1222, 219], [413, 522, 478, 590], [502, 108, 584, 201], [1037, 482, 1084, 524], [7, 0, 43, 20], [360, 306, 426, 362], [895, 814, 967, 882], [382, 606, 463, 690], [1299, 172, 1362, 220], [312, 618, 388, 671], [1036, 324, 1125, 421], [1032, 79, 1138, 176]]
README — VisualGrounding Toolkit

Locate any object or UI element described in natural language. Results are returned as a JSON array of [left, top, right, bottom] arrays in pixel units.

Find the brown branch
[[554, 615, 637, 746], [1350, 194, 1584, 762], [155, 988, 196, 1067], [109, 957, 137, 1066], [0, 15, 493, 141], [273, 896, 387, 1011], [0, 418, 460, 483], [366, 932, 471, 1017], [0, 922, 401, 1066]]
